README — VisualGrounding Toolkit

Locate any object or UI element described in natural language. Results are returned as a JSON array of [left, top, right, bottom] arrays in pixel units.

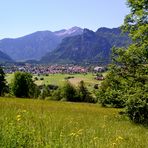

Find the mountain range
[[0, 27, 83, 61], [0, 26, 130, 64], [41, 27, 130, 64]]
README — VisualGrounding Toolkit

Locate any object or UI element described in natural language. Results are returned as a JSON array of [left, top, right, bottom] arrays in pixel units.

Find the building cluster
[[4, 64, 88, 74]]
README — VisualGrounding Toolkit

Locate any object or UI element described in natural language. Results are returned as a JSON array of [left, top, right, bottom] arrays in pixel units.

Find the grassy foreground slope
[[0, 98, 147, 148]]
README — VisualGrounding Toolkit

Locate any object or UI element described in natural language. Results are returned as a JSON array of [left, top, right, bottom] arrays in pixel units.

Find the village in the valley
[[3, 64, 106, 75]]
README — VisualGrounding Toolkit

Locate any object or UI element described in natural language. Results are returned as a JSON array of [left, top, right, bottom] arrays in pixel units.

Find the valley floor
[[0, 98, 147, 148]]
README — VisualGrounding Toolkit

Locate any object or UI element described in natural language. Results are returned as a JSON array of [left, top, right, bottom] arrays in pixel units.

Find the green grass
[[6, 73, 102, 89], [0, 97, 147, 148], [33, 73, 100, 86], [5, 73, 14, 84]]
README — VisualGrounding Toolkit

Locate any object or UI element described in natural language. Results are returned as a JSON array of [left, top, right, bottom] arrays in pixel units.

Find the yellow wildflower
[[16, 114, 21, 118], [118, 136, 123, 140], [16, 114, 21, 121]]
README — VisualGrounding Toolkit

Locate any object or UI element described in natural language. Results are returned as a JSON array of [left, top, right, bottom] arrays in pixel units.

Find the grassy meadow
[[0, 97, 147, 148], [6, 73, 102, 91]]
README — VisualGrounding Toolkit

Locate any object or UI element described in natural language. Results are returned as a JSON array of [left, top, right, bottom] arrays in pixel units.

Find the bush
[[78, 81, 94, 103], [64, 76, 74, 80], [126, 88, 148, 125], [52, 88, 63, 101], [47, 84, 58, 90], [52, 81, 95, 103], [34, 77, 38, 81], [97, 71, 127, 108], [98, 88, 126, 108], [62, 81, 79, 102], [40, 77, 44, 80], [39, 85, 50, 100], [94, 84, 99, 89]]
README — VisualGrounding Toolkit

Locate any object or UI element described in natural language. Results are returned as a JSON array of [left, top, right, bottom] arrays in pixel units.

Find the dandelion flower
[[16, 115, 21, 118], [118, 136, 123, 140], [16, 114, 21, 121]]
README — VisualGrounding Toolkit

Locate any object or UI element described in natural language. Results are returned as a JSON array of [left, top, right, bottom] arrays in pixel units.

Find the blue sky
[[0, 0, 130, 39]]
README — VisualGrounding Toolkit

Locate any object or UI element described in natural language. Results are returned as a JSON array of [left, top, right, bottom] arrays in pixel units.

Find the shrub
[[98, 88, 126, 108], [78, 81, 94, 103], [94, 84, 99, 89], [62, 81, 78, 102], [39, 85, 50, 100], [40, 77, 44, 80], [64, 76, 74, 80], [34, 77, 38, 81], [52, 88, 63, 101], [47, 84, 58, 90], [97, 71, 127, 108], [126, 88, 148, 125]]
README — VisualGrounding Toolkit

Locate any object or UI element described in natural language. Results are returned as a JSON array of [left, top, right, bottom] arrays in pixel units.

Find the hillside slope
[[41, 28, 130, 64], [0, 50, 13, 62]]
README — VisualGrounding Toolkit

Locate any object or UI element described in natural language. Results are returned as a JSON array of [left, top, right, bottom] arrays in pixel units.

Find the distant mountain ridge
[[41, 27, 131, 64], [0, 27, 83, 61], [0, 27, 130, 64], [54, 26, 83, 37]]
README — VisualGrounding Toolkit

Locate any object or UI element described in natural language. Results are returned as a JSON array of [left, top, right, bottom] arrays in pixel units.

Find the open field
[[6, 73, 102, 87], [0, 98, 147, 147]]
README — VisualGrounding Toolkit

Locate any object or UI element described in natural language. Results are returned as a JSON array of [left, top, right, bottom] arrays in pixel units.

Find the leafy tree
[[0, 66, 7, 96], [11, 72, 38, 98], [98, 0, 148, 123], [126, 85, 148, 124]]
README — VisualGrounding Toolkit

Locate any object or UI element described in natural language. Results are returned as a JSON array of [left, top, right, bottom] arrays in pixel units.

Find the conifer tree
[[0, 66, 6, 96]]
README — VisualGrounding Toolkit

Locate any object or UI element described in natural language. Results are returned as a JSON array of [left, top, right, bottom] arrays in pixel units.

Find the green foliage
[[94, 84, 98, 89], [122, 0, 148, 64], [78, 80, 94, 103], [47, 84, 58, 90], [52, 80, 94, 103], [98, 88, 126, 108], [126, 86, 148, 124], [0, 66, 7, 96], [11, 72, 38, 98], [39, 85, 50, 100], [62, 81, 78, 102], [98, 0, 148, 124], [34, 76, 38, 81], [52, 88, 63, 101], [97, 67, 127, 108]]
